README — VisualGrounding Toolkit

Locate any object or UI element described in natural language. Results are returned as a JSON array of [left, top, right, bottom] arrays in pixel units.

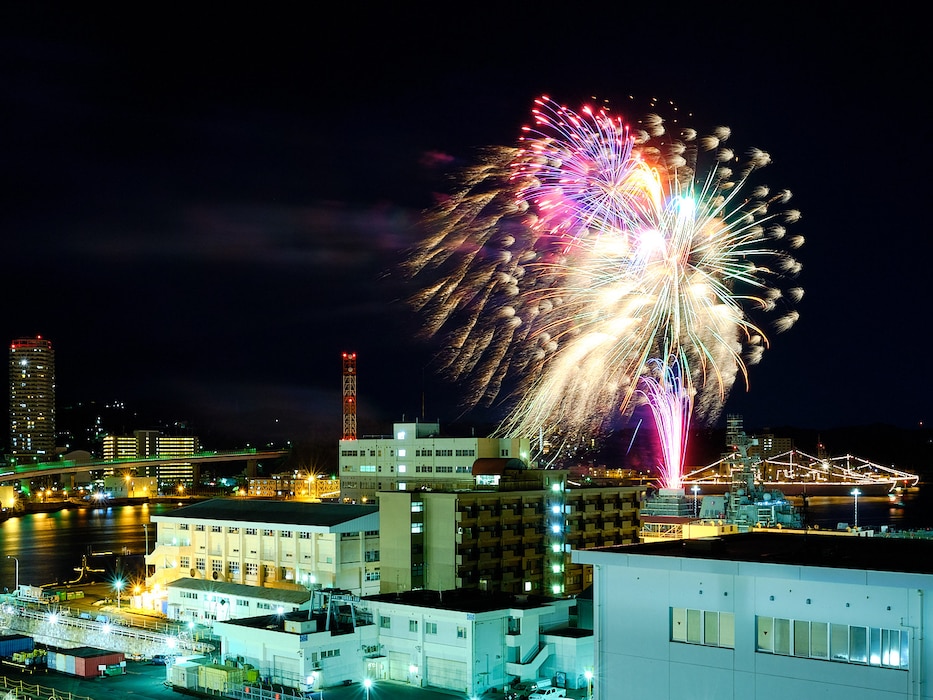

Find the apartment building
[[146, 499, 380, 598], [378, 463, 643, 597], [573, 531, 933, 700]]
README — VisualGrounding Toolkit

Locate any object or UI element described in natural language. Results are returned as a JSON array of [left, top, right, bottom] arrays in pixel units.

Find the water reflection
[[1, 502, 176, 590]]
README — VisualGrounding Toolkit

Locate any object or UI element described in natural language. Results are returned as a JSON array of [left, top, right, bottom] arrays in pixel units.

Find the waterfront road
[[0, 664, 584, 700]]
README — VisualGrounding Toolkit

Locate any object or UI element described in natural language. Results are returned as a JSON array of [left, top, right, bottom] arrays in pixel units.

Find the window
[[211, 526, 222, 533], [263, 529, 274, 536], [180, 556, 190, 569], [364, 550, 379, 562], [245, 563, 259, 576], [426, 622, 437, 635], [211, 560, 223, 574], [195, 525, 205, 531], [229, 527, 239, 534], [671, 608, 734, 649], [380, 616, 391, 629], [409, 620, 418, 633], [196, 557, 206, 572], [411, 523, 424, 534], [365, 570, 381, 581], [757, 616, 908, 669], [229, 562, 240, 576], [245, 528, 257, 536], [299, 532, 311, 539], [457, 626, 467, 639]]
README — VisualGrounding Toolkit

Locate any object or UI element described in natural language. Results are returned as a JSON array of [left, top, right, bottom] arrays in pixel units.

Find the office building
[[102, 430, 199, 484], [9, 336, 56, 464], [146, 499, 381, 598], [573, 531, 933, 700], [338, 421, 530, 503]]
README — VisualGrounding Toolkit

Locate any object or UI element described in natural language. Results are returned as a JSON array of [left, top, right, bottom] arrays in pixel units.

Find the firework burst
[[406, 95, 803, 464]]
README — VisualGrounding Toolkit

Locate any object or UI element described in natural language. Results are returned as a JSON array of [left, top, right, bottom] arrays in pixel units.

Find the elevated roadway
[[0, 449, 288, 483]]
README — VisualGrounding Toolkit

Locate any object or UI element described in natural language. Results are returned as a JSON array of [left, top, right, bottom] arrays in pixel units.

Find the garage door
[[388, 651, 409, 681], [273, 654, 299, 685], [425, 656, 467, 692]]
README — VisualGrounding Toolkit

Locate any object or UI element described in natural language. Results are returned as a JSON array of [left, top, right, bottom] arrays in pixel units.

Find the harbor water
[[2, 492, 932, 593]]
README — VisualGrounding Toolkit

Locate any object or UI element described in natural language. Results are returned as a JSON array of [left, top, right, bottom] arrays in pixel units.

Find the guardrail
[[0, 676, 93, 700]]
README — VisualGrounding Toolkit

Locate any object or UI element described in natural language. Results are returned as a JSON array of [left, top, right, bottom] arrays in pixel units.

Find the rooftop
[[166, 577, 310, 605], [152, 498, 377, 526], [594, 531, 933, 575], [363, 588, 563, 613]]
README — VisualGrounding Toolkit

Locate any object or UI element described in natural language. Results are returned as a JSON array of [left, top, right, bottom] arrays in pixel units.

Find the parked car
[[150, 654, 174, 665], [507, 679, 552, 700], [528, 689, 566, 700]]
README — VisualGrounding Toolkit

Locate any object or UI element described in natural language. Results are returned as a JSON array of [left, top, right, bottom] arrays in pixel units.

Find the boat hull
[[683, 480, 899, 498]]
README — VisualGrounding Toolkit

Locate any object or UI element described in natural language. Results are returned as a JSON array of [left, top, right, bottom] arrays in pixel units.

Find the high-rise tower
[[9, 336, 56, 463]]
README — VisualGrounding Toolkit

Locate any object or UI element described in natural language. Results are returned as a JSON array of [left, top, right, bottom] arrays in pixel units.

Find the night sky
[[3, 5, 930, 456]]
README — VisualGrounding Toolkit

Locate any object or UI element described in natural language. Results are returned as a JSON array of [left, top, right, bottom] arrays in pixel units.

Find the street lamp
[[691, 485, 700, 518], [851, 488, 861, 530], [6, 556, 18, 591], [363, 678, 372, 700], [584, 669, 593, 700], [115, 578, 124, 611]]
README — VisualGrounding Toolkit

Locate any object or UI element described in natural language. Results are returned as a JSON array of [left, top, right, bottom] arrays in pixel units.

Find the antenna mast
[[342, 352, 358, 440]]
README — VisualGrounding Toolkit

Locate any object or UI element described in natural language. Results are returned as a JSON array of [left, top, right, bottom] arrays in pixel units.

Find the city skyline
[[3, 6, 929, 452]]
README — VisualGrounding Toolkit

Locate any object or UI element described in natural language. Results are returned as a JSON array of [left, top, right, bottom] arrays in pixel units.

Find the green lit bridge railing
[[0, 449, 288, 483]]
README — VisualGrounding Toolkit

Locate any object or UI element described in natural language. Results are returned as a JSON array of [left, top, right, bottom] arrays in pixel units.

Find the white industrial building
[[338, 420, 531, 503], [573, 531, 933, 700], [164, 577, 310, 625], [146, 499, 380, 599], [210, 587, 591, 697]]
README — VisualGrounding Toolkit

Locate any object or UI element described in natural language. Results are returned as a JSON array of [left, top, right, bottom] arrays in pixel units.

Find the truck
[[13, 585, 55, 604]]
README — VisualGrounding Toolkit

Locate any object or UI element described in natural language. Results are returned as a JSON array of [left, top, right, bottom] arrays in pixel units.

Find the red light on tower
[[342, 352, 358, 440]]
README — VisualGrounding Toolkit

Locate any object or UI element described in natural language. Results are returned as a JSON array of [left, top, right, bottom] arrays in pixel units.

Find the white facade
[[215, 605, 380, 692], [574, 532, 933, 700], [165, 577, 310, 624], [146, 499, 381, 598], [211, 589, 589, 696], [338, 421, 531, 503]]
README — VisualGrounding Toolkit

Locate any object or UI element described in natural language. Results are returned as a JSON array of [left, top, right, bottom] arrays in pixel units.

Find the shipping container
[[198, 663, 245, 692], [171, 661, 200, 690], [45, 646, 125, 678], [0, 634, 34, 658]]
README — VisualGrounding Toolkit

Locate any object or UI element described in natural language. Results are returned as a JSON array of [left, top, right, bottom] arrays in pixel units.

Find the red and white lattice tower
[[342, 352, 357, 440]]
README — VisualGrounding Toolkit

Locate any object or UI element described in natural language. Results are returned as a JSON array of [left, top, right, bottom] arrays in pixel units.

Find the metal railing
[[0, 676, 93, 700]]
